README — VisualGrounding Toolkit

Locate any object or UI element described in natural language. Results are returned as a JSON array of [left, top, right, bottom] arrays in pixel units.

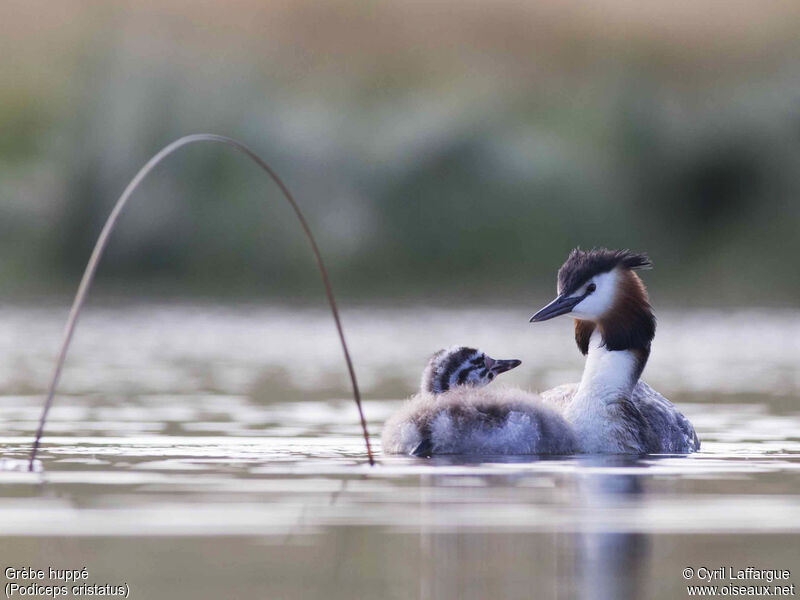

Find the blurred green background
[[2, 0, 800, 305]]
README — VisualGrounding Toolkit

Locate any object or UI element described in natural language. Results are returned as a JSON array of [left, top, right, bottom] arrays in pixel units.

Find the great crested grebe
[[381, 346, 577, 456], [530, 248, 699, 454]]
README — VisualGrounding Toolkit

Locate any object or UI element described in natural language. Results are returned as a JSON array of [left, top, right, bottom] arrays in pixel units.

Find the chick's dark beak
[[491, 358, 522, 374], [529, 294, 581, 323]]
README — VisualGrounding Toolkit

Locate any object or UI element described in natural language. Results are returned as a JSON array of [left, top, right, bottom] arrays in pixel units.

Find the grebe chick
[[530, 248, 699, 454], [381, 346, 577, 456], [420, 346, 522, 394]]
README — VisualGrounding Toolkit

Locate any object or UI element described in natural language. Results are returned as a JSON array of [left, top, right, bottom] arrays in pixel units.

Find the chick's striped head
[[421, 346, 522, 394]]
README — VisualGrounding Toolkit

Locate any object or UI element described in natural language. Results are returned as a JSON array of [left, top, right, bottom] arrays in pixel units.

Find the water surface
[[0, 304, 798, 599]]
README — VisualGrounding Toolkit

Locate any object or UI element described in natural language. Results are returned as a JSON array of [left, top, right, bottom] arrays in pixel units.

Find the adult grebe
[[530, 248, 699, 454], [381, 346, 577, 456]]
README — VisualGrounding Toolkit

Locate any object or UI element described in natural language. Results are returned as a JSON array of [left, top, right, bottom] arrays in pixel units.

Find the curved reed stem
[[28, 134, 374, 470]]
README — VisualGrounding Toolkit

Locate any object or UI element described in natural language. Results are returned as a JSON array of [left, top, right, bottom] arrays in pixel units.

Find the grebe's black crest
[[558, 248, 652, 296]]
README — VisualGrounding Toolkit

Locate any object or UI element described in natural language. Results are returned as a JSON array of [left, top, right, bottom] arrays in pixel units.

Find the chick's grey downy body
[[381, 346, 577, 456], [382, 386, 578, 455]]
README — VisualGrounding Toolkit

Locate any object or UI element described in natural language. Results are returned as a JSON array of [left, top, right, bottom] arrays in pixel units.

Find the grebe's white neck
[[566, 330, 651, 453], [574, 331, 640, 405]]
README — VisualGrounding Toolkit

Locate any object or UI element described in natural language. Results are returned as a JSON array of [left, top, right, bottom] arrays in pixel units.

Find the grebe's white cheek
[[571, 270, 618, 321]]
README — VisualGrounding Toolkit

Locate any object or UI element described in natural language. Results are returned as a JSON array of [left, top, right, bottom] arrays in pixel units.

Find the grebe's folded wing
[[632, 382, 700, 453], [540, 381, 699, 453]]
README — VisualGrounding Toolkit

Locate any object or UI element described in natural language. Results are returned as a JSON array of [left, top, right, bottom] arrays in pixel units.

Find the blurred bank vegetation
[[2, 0, 800, 304]]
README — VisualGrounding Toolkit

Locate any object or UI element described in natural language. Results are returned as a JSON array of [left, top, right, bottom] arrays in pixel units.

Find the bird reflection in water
[[409, 455, 650, 600], [569, 456, 649, 600]]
